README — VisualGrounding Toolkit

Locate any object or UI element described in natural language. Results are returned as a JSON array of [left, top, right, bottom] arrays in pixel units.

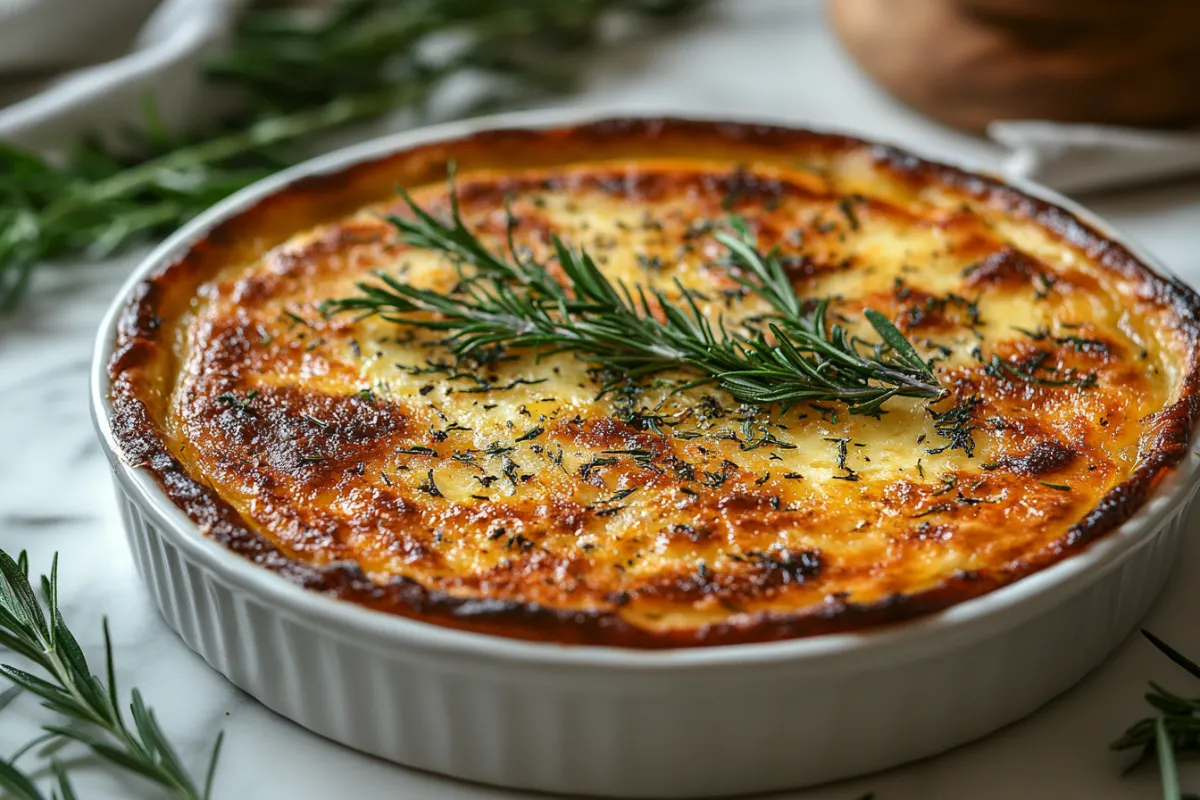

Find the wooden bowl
[[828, 0, 1200, 132]]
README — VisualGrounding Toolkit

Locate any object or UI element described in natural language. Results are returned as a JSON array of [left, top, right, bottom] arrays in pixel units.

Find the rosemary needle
[[1157, 716, 1182, 800]]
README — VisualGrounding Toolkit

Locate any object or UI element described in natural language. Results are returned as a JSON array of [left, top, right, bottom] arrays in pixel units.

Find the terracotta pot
[[827, 0, 1200, 132]]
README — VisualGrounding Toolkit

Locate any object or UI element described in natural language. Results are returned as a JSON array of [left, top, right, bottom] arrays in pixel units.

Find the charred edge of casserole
[[105, 118, 1200, 648]]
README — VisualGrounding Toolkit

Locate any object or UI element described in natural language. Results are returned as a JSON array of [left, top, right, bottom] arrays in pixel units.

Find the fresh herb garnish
[[514, 426, 545, 443], [837, 196, 861, 231], [602, 448, 655, 463], [216, 389, 259, 413], [0, 549, 222, 799], [579, 456, 618, 481], [596, 487, 639, 505], [1013, 326, 1111, 354], [824, 437, 858, 481], [926, 397, 980, 459], [301, 413, 329, 430], [323, 177, 947, 420], [987, 354, 1097, 389], [396, 446, 437, 456], [417, 469, 442, 497]]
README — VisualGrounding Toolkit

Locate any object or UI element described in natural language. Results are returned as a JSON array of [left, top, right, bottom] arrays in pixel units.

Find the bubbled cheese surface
[[160, 153, 1190, 641]]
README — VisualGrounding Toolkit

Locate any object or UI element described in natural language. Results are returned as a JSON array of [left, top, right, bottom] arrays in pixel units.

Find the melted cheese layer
[[146, 149, 1194, 644]]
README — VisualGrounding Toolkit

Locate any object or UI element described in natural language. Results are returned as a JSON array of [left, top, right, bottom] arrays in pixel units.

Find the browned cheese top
[[109, 121, 1200, 646]]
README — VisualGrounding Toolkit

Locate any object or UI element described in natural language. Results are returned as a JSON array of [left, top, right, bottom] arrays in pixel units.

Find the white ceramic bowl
[[90, 109, 1200, 798]]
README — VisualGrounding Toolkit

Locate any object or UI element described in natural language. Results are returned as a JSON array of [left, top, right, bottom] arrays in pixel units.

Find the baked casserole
[[107, 119, 1200, 647]]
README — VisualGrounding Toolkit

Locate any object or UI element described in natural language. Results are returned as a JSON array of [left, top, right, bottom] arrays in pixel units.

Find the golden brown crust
[[107, 118, 1200, 648]]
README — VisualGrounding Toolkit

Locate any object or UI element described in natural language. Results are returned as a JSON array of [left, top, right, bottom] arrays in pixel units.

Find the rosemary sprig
[[0, 548, 221, 799], [323, 177, 946, 415], [1113, 630, 1200, 800], [0, 0, 710, 311]]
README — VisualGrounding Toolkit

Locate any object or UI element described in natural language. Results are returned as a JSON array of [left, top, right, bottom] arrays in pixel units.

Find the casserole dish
[[91, 110, 1200, 797]]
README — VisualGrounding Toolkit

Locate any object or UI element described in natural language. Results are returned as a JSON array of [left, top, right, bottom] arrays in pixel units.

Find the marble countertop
[[3, 2, 1200, 797]]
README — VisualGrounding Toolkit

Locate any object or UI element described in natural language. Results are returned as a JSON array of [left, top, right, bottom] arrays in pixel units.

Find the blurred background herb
[[0, 0, 709, 312]]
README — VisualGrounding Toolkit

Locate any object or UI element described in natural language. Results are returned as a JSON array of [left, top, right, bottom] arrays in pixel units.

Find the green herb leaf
[[0, 756, 47, 800], [863, 308, 933, 377], [1157, 715, 1183, 800]]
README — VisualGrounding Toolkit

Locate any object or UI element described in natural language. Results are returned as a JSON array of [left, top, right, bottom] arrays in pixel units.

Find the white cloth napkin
[[989, 120, 1200, 194], [0, 0, 250, 151]]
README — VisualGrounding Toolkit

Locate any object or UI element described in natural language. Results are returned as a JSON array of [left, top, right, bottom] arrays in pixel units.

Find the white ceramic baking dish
[[90, 109, 1200, 798]]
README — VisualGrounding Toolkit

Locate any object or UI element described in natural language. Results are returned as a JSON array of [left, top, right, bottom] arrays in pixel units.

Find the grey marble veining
[[3, 2, 1200, 797]]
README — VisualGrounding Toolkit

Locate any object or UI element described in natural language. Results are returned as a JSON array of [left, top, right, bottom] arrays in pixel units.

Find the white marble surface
[[3, 2, 1200, 797]]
